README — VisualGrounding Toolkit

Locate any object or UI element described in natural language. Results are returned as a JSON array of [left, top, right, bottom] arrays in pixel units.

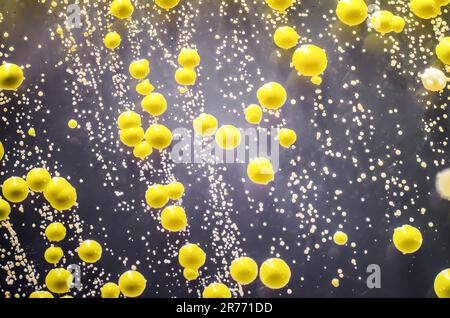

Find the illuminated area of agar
[[0, 0, 449, 298]]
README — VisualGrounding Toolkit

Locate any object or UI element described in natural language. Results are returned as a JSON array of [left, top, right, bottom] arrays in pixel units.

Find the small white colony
[[436, 168, 450, 200], [421, 67, 448, 92]]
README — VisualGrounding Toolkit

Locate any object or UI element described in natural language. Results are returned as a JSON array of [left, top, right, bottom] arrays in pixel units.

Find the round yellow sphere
[[178, 48, 200, 68], [264, 0, 294, 13], [154, 0, 180, 10], [117, 110, 141, 130], [161, 205, 187, 232], [30, 291, 54, 298], [0, 63, 24, 91], [311, 75, 322, 85], [259, 258, 291, 289], [193, 113, 218, 136], [145, 124, 172, 150], [183, 268, 199, 281], [165, 181, 184, 200], [45, 222, 67, 242], [178, 243, 206, 269], [110, 0, 134, 19], [68, 119, 78, 129], [129, 59, 150, 80], [145, 184, 169, 208], [278, 128, 297, 148], [175, 67, 197, 86], [103, 31, 121, 49], [245, 104, 263, 124], [0, 141, 4, 161], [45, 268, 73, 294], [247, 158, 275, 185], [101, 282, 121, 298], [78, 239, 102, 263], [26, 168, 51, 193], [391, 16, 406, 33], [2, 176, 29, 203], [136, 79, 154, 95], [119, 127, 144, 147], [43, 177, 77, 211], [118, 270, 146, 298], [44, 246, 64, 264], [257, 82, 287, 110], [336, 0, 368, 26], [436, 37, 450, 65], [215, 125, 241, 150], [273, 26, 299, 50], [434, 269, 450, 298], [0, 198, 11, 221], [333, 231, 348, 245], [409, 0, 440, 19], [393, 224, 423, 254], [133, 141, 153, 159], [292, 45, 328, 77], [141, 92, 167, 116], [230, 257, 258, 285], [203, 283, 231, 298], [371, 10, 394, 34]]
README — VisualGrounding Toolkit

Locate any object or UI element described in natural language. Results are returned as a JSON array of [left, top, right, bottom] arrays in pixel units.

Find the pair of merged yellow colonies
[[192, 113, 242, 151], [145, 181, 185, 208], [179, 243, 206, 282], [201, 256, 291, 298], [101, 270, 147, 298], [129, 59, 156, 99], [410, 0, 450, 20], [371, 11, 406, 34], [244, 82, 288, 130], [2, 169, 76, 211], [44, 222, 66, 264], [175, 48, 200, 86]]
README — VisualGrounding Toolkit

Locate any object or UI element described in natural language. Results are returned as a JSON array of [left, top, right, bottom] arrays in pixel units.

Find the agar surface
[[0, 0, 449, 298]]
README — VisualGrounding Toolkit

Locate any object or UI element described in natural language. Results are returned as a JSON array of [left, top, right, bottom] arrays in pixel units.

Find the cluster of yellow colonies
[[177, 242, 292, 297], [2, 0, 450, 299], [32, 216, 146, 298], [1, 168, 76, 211]]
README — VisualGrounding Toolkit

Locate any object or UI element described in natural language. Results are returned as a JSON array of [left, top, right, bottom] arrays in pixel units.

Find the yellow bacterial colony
[[0, 0, 449, 300]]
